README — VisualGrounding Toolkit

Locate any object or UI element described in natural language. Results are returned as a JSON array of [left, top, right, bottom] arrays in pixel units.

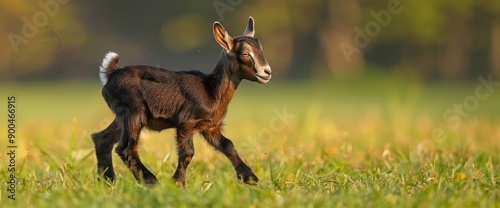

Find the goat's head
[[213, 17, 272, 84]]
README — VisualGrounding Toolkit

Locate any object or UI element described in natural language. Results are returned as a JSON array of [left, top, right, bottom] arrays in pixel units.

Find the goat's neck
[[207, 53, 241, 107]]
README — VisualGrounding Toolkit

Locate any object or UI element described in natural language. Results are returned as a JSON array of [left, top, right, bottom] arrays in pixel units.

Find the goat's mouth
[[256, 74, 271, 84]]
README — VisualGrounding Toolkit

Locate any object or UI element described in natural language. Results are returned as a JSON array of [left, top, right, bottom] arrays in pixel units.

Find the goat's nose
[[264, 67, 272, 75]]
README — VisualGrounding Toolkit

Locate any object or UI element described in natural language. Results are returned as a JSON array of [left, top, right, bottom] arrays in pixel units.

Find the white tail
[[99, 52, 120, 85]]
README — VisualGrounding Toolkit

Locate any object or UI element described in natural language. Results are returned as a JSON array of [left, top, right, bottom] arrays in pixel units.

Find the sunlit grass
[[0, 77, 499, 207]]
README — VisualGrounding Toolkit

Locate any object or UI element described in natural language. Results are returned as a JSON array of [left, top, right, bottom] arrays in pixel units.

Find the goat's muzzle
[[255, 66, 272, 84]]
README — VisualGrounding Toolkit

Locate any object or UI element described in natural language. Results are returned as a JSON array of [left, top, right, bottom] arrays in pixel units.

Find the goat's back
[[102, 66, 214, 126]]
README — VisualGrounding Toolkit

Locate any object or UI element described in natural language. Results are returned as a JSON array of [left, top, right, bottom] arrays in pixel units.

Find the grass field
[[0, 76, 499, 207]]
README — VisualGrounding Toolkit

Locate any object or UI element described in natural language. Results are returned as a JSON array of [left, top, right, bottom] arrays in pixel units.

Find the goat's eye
[[241, 53, 249, 57]]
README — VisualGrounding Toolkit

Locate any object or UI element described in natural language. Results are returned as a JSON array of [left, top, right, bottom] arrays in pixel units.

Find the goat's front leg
[[115, 116, 158, 185], [201, 127, 258, 184], [172, 128, 195, 186]]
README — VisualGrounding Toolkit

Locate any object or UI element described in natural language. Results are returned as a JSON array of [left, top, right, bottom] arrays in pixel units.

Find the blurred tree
[[161, 13, 210, 53], [436, 0, 475, 80], [2, 0, 500, 81], [319, 0, 365, 79], [359, 0, 496, 80], [488, 0, 500, 79], [0, 0, 87, 79]]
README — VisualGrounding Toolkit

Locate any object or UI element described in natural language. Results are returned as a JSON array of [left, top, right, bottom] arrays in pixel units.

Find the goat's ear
[[213, 22, 234, 53], [243, 16, 255, 37]]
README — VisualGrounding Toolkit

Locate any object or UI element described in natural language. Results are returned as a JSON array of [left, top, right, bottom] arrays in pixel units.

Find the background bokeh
[[2, 0, 500, 81], [1, 1, 500, 207]]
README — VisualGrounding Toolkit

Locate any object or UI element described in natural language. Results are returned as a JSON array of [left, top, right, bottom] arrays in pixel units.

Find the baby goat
[[92, 17, 271, 186]]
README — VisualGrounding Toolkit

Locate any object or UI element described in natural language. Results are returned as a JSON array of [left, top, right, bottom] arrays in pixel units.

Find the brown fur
[[92, 17, 271, 186]]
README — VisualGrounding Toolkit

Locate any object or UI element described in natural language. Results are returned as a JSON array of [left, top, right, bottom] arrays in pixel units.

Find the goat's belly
[[145, 118, 176, 131]]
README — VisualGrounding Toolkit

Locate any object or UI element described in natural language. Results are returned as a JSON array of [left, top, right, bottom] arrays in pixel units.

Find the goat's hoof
[[97, 172, 115, 185], [175, 181, 186, 187], [171, 175, 186, 187], [97, 177, 115, 186], [237, 172, 259, 185], [143, 175, 158, 186]]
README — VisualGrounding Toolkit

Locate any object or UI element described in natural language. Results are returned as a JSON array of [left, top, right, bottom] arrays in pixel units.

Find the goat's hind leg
[[92, 118, 120, 182], [91, 120, 121, 181], [115, 114, 158, 185]]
